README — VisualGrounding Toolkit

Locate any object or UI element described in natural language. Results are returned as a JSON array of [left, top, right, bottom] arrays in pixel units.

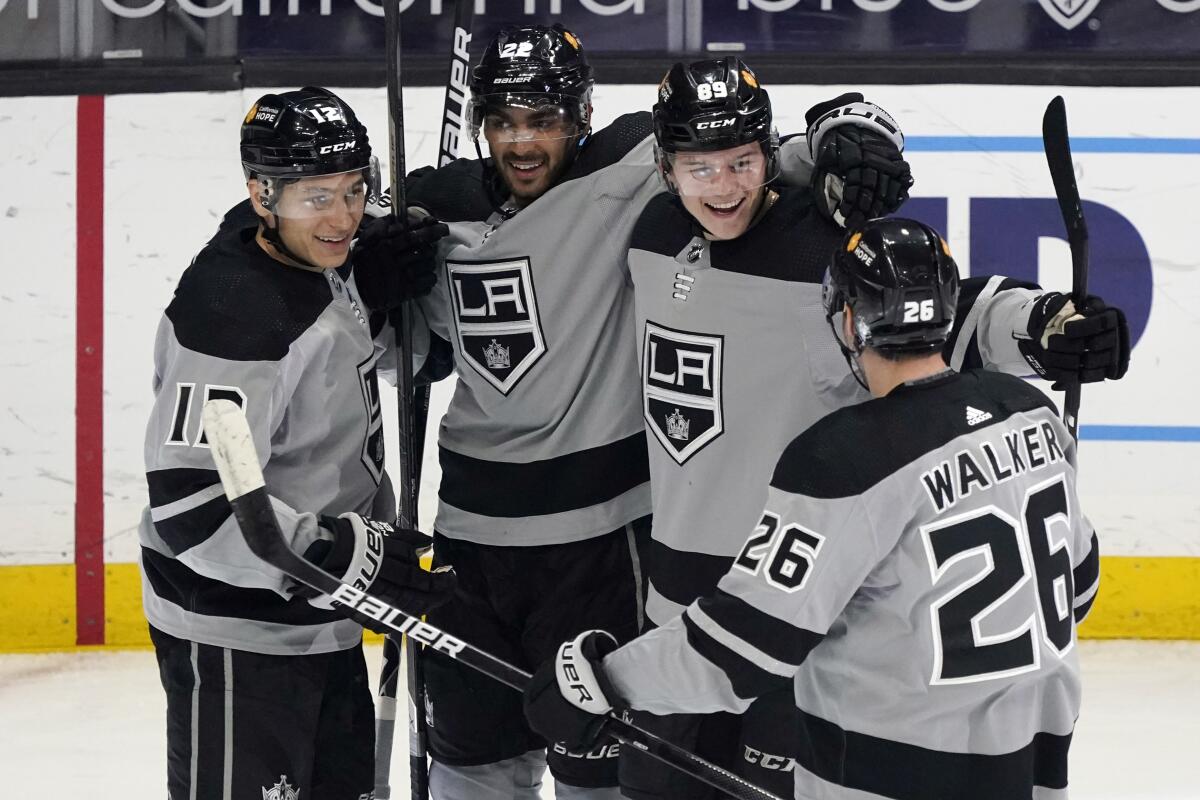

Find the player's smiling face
[[483, 104, 581, 207], [672, 143, 769, 241], [252, 171, 367, 270]]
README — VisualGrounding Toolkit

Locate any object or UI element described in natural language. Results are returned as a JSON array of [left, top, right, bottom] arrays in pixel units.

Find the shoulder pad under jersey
[[566, 111, 654, 182], [166, 226, 332, 362]]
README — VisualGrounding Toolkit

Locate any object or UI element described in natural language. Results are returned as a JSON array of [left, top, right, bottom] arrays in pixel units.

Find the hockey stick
[[1041, 95, 1089, 440], [391, 3, 479, 796], [202, 398, 787, 800], [379, 1, 424, 798]]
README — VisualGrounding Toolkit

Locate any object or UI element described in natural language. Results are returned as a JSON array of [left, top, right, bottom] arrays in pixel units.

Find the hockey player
[[524, 217, 1103, 800], [352, 25, 911, 800], [621, 59, 1129, 800], [138, 87, 456, 800]]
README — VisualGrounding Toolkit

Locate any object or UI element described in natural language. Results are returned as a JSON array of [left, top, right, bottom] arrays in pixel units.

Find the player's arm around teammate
[[526, 219, 1100, 800]]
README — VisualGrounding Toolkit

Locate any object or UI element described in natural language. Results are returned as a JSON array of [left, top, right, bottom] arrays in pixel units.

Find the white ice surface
[[0, 641, 1195, 799]]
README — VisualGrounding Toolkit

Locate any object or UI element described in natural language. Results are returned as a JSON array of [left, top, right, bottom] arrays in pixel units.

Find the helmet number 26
[[696, 81, 729, 101], [903, 299, 935, 323]]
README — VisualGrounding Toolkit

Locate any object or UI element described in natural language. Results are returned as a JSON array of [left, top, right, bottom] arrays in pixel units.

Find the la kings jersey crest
[[643, 321, 724, 464], [447, 258, 547, 395]]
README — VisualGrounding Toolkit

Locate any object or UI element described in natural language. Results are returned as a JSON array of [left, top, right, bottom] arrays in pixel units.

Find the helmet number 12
[[696, 81, 729, 101], [307, 105, 345, 124], [500, 42, 535, 59], [903, 299, 935, 323]]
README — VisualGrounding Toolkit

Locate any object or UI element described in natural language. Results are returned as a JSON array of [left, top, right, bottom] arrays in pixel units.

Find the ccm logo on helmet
[[696, 119, 736, 130], [318, 141, 356, 154]]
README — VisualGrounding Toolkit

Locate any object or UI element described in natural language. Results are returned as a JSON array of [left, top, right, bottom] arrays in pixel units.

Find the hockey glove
[[352, 213, 449, 312], [806, 93, 913, 229], [1018, 292, 1131, 389], [524, 630, 621, 753], [300, 513, 457, 632]]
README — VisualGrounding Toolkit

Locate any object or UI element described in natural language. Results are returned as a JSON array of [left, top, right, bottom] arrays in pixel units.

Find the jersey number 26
[[922, 475, 1076, 685]]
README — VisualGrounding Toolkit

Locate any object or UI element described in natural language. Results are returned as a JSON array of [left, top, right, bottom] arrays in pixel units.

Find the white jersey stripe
[[150, 482, 227, 523], [686, 603, 797, 679]]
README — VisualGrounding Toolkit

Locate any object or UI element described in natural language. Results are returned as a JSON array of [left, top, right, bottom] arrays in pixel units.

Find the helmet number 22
[[903, 299, 935, 322], [696, 81, 729, 101], [500, 42, 535, 59]]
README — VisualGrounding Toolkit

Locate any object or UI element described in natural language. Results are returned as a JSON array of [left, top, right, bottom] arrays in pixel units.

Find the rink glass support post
[[75, 94, 106, 647]]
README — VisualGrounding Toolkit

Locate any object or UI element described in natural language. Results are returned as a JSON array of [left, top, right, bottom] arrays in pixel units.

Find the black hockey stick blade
[[1042, 96, 1089, 300], [1042, 95, 1090, 439], [202, 399, 786, 800]]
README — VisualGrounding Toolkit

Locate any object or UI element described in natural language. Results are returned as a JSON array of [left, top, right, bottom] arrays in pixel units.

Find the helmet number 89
[[696, 81, 729, 101], [903, 299, 935, 323]]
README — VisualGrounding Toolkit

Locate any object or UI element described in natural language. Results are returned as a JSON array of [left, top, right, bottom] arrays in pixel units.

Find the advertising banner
[[2, 1, 1198, 63]]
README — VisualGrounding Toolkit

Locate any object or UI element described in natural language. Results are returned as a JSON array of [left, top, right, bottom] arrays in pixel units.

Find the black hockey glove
[[1018, 292, 1131, 389], [300, 513, 457, 632], [806, 93, 913, 229], [524, 630, 621, 753], [352, 213, 449, 312]]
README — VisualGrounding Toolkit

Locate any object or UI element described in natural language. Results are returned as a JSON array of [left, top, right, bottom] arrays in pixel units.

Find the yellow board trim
[[2, 556, 1196, 652]]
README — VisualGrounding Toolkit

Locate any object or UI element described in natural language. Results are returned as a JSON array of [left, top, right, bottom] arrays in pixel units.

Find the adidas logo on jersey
[[966, 406, 993, 427]]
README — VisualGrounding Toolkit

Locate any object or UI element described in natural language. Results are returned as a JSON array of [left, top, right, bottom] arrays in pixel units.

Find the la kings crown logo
[[643, 322, 724, 464], [448, 258, 546, 395], [263, 775, 299, 800]]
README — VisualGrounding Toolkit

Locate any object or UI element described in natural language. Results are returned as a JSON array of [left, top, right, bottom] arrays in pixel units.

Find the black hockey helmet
[[653, 57, 773, 153], [823, 217, 960, 354], [652, 58, 778, 196], [241, 87, 374, 179], [240, 87, 379, 218], [468, 24, 594, 141]]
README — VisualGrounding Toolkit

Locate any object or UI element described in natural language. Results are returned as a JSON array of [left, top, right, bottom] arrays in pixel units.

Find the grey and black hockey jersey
[[605, 370, 1100, 800], [138, 220, 394, 655], [629, 188, 1046, 626], [407, 113, 661, 546]]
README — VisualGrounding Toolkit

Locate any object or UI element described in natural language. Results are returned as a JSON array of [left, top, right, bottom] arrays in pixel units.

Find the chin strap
[[826, 313, 871, 392], [475, 138, 511, 216], [260, 215, 325, 271]]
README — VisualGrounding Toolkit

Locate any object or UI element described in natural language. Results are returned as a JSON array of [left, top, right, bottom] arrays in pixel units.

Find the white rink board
[[0, 83, 1196, 567], [0, 96, 78, 564]]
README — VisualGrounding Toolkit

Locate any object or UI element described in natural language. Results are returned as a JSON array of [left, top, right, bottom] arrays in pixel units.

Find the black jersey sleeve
[[566, 111, 654, 181]]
